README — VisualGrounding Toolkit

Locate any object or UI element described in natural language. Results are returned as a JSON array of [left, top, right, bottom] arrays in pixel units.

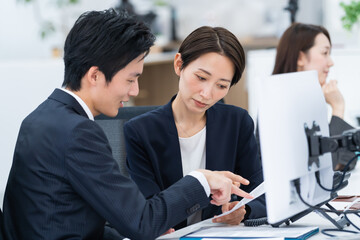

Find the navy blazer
[[124, 97, 266, 229], [2, 89, 209, 240]]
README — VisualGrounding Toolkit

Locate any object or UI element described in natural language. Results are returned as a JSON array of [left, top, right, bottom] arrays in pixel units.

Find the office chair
[[96, 106, 159, 240], [95, 105, 159, 177]]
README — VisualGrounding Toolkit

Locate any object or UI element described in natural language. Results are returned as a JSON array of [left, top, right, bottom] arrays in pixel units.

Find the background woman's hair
[[272, 22, 331, 75]]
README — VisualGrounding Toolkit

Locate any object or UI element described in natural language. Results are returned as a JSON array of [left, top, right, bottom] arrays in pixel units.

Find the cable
[[315, 154, 360, 192], [294, 179, 360, 237], [243, 217, 268, 227], [293, 179, 359, 214], [321, 228, 360, 237], [344, 213, 360, 231]]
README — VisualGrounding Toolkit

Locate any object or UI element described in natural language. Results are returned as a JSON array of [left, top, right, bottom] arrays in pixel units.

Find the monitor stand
[[270, 180, 351, 230]]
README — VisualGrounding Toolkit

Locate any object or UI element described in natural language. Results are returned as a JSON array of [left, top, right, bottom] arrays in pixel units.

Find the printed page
[[213, 182, 265, 219]]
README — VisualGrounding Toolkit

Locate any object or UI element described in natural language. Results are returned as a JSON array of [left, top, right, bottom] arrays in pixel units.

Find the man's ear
[[297, 51, 307, 71], [174, 53, 183, 76], [86, 66, 100, 86]]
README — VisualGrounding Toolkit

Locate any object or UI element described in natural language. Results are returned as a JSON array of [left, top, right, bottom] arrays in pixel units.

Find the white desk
[[158, 166, 360, 240]]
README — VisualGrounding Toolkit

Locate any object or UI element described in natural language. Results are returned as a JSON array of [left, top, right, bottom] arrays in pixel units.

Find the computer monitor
[[258, 70, 334, 226]]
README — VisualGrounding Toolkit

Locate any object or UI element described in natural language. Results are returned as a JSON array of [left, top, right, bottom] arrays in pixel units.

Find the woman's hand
[[212, 202, 246, 225], [161, 228, 175, 236], [322, 80, 345, 119]]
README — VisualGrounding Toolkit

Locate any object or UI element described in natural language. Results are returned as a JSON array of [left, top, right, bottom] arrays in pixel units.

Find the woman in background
[[266, 22, 356, 171], [124, 26, 266, 231]]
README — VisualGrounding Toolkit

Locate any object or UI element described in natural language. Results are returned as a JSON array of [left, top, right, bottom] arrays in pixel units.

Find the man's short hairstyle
[[63, 9, 155, 91]]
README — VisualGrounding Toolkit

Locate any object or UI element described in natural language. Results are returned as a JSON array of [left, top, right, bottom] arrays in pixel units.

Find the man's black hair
[[63, 9, 155, 91]]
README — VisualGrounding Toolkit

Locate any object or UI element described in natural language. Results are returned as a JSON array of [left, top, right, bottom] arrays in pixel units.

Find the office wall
[[0, 0, 118, 60], [323, 0, 360, 48], [0, 59, 64, 206], [171, 0, 324, 40]]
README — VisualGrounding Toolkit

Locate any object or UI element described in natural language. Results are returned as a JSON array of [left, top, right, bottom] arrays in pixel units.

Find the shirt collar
[[58, 88, 94, 121]]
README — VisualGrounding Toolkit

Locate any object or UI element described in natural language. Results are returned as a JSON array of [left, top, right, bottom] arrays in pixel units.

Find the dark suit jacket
[[124, 97, 266, 229], [2, 89, 209, 240]]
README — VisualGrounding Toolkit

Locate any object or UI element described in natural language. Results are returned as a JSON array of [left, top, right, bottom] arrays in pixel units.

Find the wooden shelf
[[135, 36, 279, 109]]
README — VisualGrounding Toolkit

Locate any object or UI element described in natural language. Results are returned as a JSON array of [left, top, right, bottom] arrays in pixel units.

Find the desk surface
[[158, 165, 360, 240]]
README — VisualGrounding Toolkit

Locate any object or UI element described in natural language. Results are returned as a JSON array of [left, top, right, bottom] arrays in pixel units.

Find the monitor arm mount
[[271, 122, 358, 229], [305, 121, 360, 170], [299, 122, 360, 229]]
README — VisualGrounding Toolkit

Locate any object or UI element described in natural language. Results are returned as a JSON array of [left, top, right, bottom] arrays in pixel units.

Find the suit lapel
[[48, 89, 89, 118], [205, 107, 215, 170], [162, 97, 184, 180], [205, 106, 223, 171]]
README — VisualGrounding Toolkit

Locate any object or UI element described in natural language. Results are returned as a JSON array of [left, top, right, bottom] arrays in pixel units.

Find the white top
[[179, 126, 207, 225], [179, 126, 206, 176]]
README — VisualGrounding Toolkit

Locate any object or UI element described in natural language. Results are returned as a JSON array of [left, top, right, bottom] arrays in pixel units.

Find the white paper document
[[213, 182, 265, 219], [185, 225, 318, 238]]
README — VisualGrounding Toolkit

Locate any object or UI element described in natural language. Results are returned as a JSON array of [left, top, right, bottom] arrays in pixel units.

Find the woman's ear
[[174, 53, 183, 76], [297, 51, 307, 71]]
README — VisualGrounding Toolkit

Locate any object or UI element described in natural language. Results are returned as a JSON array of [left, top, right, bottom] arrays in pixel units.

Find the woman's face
[[174, 52, 234, 114], [297, 33, 334, 86]]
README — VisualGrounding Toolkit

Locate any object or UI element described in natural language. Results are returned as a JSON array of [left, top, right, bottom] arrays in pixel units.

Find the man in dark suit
[[2, 9, 252, 240]]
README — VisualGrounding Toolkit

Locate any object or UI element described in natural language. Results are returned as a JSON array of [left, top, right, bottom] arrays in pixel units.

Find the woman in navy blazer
[[124, 26, 266, 230]]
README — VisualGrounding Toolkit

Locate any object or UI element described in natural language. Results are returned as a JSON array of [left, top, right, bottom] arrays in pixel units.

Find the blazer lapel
[[48, 89, 89, 119], [162, 96, 184, 180], [205, 106, 223, 171]]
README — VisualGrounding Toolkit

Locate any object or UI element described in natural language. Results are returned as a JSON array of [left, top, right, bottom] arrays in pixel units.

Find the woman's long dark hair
[[272, 23, 331, 75]]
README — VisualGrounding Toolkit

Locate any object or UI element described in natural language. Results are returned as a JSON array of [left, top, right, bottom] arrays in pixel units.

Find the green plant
[[17, 0, 80, 39], [340, 1, 360, 31]]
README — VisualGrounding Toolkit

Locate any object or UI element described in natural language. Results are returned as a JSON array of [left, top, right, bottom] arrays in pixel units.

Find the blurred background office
[[0, 0, 324, 58], [1, 0, 360, 206]]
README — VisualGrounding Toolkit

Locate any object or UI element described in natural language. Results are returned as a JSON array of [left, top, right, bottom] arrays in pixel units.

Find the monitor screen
[[258, 70, 334, 225]]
